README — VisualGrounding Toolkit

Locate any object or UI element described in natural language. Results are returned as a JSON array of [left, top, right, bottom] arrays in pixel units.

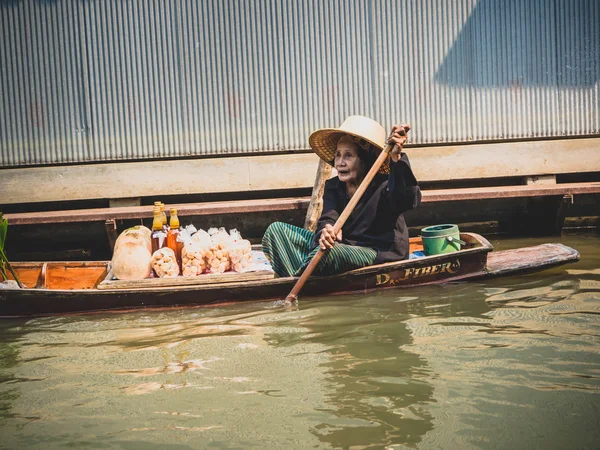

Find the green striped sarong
[[262, 222, 377, 277]]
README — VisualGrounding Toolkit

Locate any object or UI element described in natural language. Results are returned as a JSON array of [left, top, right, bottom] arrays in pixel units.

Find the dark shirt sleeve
[[312, 180, 341, 248], [385, 153, 422, 214]]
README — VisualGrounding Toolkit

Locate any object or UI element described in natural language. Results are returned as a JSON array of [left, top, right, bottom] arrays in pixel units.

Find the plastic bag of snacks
[[205, 227, 232, 274], [191, 228, 212, 247], [180, 226, 207, 277], [228, 229, 253, 272], [181, 244, 206, 276], [151, 247, 180, 278]]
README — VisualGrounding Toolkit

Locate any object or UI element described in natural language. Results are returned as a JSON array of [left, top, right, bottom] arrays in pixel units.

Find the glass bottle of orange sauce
[[151, 206, 167, 253], [159, 202, 169, 232], [167, 207, 183, 273]]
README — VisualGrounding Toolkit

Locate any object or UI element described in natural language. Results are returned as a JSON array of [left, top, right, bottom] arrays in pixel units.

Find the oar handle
[[284, 142, 395, 303]]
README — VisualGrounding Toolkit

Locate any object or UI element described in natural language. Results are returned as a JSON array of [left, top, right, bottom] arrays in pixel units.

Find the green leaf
[[0, 213, 17, 284], [0, 247, 22, 286], [0, 212, 7, 251]]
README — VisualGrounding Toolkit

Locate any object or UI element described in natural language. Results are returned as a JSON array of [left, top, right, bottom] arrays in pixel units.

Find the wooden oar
[[284, 141, 396, 304]]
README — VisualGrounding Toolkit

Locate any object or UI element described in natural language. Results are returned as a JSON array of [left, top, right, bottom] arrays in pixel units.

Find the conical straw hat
[[308, 115, 389, 173]]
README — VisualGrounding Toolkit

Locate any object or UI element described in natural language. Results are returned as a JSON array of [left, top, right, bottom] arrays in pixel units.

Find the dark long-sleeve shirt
[[313, 153, 421, 264]]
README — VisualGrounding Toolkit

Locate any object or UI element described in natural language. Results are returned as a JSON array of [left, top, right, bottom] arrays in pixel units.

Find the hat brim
[[308, 129, 389, 174]]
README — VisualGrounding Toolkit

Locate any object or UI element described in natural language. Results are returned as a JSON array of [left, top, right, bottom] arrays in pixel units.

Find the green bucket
[[421, 224, 466, 256]]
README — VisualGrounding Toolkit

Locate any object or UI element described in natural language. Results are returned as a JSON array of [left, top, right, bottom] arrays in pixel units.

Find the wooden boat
[[0, 233, 579, 318]]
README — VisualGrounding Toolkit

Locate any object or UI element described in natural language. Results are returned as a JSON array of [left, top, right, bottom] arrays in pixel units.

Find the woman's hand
[[319, 224, 342, 250], [387, 123, 411, 162]]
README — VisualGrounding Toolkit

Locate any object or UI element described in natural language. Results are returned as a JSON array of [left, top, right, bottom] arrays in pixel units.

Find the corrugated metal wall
[[1, 0, 599, 167]]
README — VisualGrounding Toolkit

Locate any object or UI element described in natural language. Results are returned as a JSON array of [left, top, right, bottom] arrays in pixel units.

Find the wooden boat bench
[[5, 181, 600, 249]]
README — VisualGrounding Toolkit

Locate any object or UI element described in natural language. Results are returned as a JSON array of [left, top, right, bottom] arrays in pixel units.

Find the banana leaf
[[0, 213, 7, 280], [0, 213, 6, 249], [0, 212, 23, 286]]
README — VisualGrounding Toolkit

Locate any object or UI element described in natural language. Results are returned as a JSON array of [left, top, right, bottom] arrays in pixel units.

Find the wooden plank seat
[[5, 181, 600, 226]]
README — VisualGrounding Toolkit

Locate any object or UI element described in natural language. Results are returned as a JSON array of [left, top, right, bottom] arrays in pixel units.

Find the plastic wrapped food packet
[[151, 247, 180, 278], [181, 243, 206, 276], [229, 229, 242, 241], [206, 227, 231, 274], [192, 228, 211, 247], [229, 229, 253, 272], [180, 227, 209, 277]]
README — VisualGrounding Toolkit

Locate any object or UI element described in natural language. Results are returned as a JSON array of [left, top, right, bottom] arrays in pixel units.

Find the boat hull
[[0, 234, 580, 317]]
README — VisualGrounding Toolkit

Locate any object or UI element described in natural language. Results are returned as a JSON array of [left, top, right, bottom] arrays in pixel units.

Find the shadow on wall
[[435, 0, 600, 88]]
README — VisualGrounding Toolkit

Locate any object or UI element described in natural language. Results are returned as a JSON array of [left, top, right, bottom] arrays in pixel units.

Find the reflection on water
[[1, 233, 599, 449], [291, 298, 436, 449]]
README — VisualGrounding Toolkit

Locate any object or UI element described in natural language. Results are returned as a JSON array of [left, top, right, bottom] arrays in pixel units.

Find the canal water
[[1, 233, 599, 450]]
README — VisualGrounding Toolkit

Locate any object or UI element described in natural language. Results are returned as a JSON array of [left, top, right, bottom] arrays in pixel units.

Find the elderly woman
[[262, 115, 421, 277]]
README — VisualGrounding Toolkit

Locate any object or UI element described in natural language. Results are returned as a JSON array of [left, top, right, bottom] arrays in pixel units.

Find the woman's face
[[334, 140, 365, 184]]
